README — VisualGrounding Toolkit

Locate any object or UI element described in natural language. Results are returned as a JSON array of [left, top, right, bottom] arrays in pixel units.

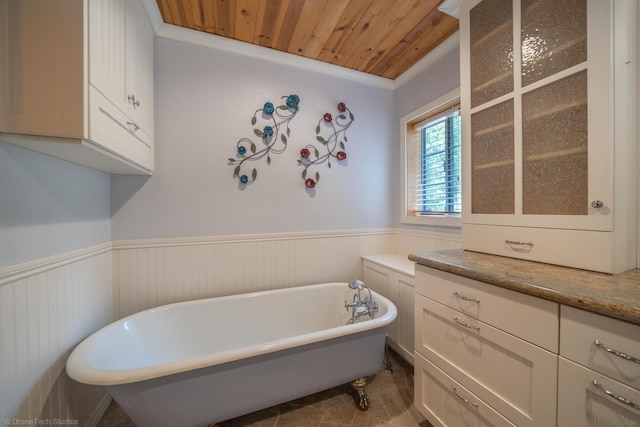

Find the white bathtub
[[66, 282, 397, 427]]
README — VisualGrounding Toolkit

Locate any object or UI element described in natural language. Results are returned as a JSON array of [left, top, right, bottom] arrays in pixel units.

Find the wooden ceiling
[[155, 0, 459, 80]]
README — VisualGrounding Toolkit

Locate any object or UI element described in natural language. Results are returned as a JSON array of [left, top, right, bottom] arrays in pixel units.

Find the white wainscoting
[[112, 228, 462, 319], [0, 243, 113, 426]]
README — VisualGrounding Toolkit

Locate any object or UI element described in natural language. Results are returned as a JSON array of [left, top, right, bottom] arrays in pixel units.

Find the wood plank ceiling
[[155, 0, 459, 80]]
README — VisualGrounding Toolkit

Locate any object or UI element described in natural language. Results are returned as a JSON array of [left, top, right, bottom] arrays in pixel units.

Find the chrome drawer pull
[[452, 385, 478, 408], [592, 380, 640, 410], [505, 240, 534, 247], [453, 316, 480, 331], [594, 340, 640, 364], [453, 292, 480, 303]]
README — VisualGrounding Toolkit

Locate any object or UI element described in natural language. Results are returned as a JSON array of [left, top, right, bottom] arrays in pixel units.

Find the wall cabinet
[[460, 0, 637, 273], [558, 306, 640, 426], [414, 265, 559, 427], [362, 255, 415, 364], [0, 0, 154, 175]]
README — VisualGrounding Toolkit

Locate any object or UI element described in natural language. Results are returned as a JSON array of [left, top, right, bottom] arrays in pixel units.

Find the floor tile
[[98, 348, 432, 427]]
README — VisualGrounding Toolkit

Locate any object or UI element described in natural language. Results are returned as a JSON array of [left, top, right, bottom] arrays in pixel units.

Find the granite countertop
[[409, 249, 640, 326]]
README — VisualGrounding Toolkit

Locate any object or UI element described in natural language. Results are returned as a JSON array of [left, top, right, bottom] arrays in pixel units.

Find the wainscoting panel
[[113, 228, 462, 319], [0, 244, 113, 426]]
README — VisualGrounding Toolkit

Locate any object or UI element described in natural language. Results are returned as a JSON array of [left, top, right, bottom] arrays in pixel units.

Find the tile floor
[[97, 348, 433, 427]]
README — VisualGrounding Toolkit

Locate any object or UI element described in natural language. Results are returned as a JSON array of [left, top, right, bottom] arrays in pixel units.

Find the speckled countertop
[[409, 249, 640, 326]]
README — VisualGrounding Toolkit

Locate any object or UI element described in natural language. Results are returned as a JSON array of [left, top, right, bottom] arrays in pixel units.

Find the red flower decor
[[323, 113, 333, 123], [337, 102, 346, 112], [336, 151, 347, 161], [300, 148, 310, 158], [305, 178, 316, 188]]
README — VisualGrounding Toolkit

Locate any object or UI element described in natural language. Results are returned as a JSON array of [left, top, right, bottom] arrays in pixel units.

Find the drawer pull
[[592, 380, 640, 410], [453, 316, 480, 331], [505, 240, 534, 247], [453, 292, 480, 303], [452, 385, 478, 408], [594, 340, 640, 364]]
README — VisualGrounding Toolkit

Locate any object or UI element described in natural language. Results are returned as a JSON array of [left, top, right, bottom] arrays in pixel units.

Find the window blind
[[407, 103, 461, 216]]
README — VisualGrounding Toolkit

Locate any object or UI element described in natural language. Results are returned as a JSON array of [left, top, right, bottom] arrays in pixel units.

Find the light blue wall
[[393, 46, 461, 229], [111, 38, 397, 240], [0, 37, 459, 267], [0, 141, 111, 268]]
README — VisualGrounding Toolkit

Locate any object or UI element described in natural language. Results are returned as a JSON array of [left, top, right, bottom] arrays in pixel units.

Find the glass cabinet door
[[469, 0, 513, 108]]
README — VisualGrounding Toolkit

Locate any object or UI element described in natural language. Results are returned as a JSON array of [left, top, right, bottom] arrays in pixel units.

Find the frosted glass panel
[[470, 0, 513, 107], [521, 0, 587, 86], [522, 71, 588, 215], [471, 99, 514, 214]]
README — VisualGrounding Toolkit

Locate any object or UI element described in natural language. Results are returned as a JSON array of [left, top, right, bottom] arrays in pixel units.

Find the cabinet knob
[[591, 200, 604, 208], [128, 94, 140, 108]]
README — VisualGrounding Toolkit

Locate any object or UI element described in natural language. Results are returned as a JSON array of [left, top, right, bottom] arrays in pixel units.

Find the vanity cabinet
[[362, 255, 415, 364], [460, 0, 637, 273], [0, 0, 154, 175], [558, 306, 640, 426], [414, 265, 559, 427]]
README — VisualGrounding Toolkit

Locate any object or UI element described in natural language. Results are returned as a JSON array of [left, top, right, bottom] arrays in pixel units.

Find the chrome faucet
[[344, 280, 378, 324]]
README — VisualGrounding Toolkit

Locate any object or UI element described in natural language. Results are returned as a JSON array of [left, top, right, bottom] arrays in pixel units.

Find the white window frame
[[400, 88, 462, 227]]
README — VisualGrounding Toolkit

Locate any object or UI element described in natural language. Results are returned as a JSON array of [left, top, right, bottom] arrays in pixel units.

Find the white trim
[[112, 228, 396, 250], [156, 24, 396, 89], [0, 242, 113, 287], [400, 88, 462, 228]]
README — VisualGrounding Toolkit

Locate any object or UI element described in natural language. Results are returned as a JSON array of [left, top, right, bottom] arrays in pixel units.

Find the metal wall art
[[228, 94, 300, 185], [298, 102, 355, 189]]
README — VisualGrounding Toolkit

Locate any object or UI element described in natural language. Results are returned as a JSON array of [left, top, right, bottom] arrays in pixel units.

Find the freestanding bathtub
[[66, 282, 397, 427]]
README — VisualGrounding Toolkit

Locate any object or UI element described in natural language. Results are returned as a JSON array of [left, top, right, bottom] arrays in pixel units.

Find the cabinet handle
[[594, 340, 640, 364], [127, 121, 140, 131], [452, 385, 478, 408], [505, 240, 534, 247], [453, 292, 480, 303], [592, 380, 640, 410], [453, 316, 480, 331], [128, 94, 140, 108], [591, 200, 604, 208]]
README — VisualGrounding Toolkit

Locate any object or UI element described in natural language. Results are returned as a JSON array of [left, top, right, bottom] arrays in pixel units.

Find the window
[[401, 89, 461, 226]]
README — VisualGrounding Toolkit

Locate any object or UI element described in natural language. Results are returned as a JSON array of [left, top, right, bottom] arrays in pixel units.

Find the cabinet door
[[0, 0, 84, 137], [461, 0, 614, 231], [125, 0, 154, 137], [89, 0, 126, 113], [363, 261, 398, 346], [415, 295, 558, 427], [415, 353, 517, 427], [558, 357, 640, 426]]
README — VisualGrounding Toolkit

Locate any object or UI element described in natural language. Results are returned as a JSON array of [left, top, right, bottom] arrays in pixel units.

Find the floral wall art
[[228, 97, 354, 191], [298, 102, 354, 190], [228, 94, 300, 185]]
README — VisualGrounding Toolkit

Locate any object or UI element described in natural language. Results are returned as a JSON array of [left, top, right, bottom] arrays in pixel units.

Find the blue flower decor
[[228, 95, 300, 185], [298, 102, 354, 189]]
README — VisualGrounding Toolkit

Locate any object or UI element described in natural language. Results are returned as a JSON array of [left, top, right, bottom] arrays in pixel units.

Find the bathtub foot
[[350, 377, 370, 411]]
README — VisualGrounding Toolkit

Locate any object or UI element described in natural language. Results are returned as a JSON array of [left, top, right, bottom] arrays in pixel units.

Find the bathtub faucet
[[345, 280, 378, 324]]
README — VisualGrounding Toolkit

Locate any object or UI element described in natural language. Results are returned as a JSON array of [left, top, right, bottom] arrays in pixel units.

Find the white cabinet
[[362, 254, 415, 364], [460, 0, 637, 273], [558, 306, 640, 426], [414, 265, 559, 427], [0, 0, 154, 175]]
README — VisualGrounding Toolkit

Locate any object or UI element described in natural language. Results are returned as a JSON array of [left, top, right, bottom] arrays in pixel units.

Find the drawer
[[558, 357, 640, 426], [560, 305, 640, 390], [88, 85, 154, 172], [414, 352, 516, 427], [415, 265, 559, 352], [415, 295, 557, 427]]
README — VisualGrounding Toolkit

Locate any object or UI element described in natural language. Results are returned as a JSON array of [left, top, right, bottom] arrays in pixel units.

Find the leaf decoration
[[297, 101, 355, 190], [229, 94, 300, 186]]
